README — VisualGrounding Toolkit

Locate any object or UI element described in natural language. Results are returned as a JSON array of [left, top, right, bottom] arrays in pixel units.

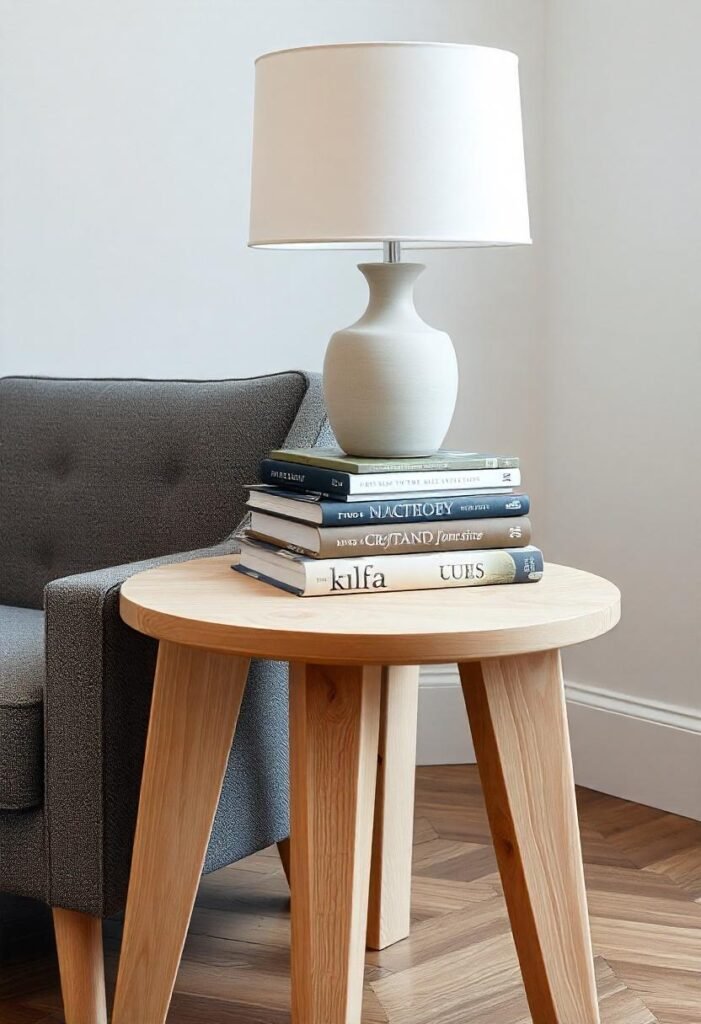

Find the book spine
[[270, 449, 520, 473], [317, 493, 530, 526], [347, 466, 520, 492], [300, 547, 543, 596], [260, 459, 349, 494], [234, 563, 304, 596], [261, 460, 520, 495], [312, 517, 531, 557]]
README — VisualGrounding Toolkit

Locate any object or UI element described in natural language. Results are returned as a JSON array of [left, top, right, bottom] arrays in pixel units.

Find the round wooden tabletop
[[119, 555, 620, 665]]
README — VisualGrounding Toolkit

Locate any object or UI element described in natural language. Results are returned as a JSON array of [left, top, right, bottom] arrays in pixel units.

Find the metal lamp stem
[[383, 241, 402, 263]]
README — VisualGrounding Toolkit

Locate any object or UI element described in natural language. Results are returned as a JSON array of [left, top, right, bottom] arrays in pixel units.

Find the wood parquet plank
[[366, 900, 511, 974], [408, 875, 495, 922], [577, 789, 666, 837], [0, 1004, 62, 1023], [591, 916, 701, 973], [411, 818, 439, 846], [411, 839, 498, 881], [606, 813, 701, 869], [644, 845, 701, 901], [606, 961, 701, 1024], [186, 904, 291, 948], [587, 884, 701, 930], [3, 765, 700, 1023], [583, 862, 697, 902], [372, 943, 655, 1024]]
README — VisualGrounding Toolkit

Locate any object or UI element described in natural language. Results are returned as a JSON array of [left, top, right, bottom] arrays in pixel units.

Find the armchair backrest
[[0, 373, 327, 608]]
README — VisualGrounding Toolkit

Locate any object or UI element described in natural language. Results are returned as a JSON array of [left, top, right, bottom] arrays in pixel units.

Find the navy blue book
[[247, 486, 530, 527], [259, 458, 520, 497]]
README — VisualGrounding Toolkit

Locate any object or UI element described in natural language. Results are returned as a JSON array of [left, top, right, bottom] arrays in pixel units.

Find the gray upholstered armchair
[[0, 372, 330, 1012]]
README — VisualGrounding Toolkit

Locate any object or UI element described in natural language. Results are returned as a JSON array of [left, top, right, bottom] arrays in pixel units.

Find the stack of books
[[235, 448, 544, 597]]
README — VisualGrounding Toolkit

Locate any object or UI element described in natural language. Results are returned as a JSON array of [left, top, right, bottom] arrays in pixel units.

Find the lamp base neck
[[322, 263, 459, 458]]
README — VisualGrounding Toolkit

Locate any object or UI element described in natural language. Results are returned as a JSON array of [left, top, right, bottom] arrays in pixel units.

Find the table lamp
[[249, 42, 531, 457]]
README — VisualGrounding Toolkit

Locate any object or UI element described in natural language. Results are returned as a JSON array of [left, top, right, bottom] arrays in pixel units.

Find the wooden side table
[[112, 555, 619, 1024]]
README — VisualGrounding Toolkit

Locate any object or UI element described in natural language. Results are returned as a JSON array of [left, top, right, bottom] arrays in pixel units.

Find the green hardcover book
[[269, 447, 519, 474]]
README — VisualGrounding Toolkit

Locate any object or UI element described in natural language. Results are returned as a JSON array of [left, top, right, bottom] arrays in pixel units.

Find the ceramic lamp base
[[323, 262, 458, 457]]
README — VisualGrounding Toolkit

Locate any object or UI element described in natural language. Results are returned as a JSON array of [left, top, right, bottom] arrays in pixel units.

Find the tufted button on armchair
[[0, 373, 331, 1021]]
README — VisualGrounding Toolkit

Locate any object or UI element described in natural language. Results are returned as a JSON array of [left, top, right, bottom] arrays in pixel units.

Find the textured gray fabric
[[44, 539, 239, 915], [0, 809, 46, 901], [0, 607, 45, 809], [204, 658, 289, 874], [0, 368, 331, 913], [282, 372, 336, 451], [0, 374, 310, 608]]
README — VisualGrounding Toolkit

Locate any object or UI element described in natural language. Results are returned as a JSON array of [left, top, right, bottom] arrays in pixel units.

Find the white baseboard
[[566, 684, 701, 820], [417, 667, 701, 821], [417, 665, 475, 765]]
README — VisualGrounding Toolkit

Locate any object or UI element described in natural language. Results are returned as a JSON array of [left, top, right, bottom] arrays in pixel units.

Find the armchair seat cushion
[[0, 606, 45, 810]]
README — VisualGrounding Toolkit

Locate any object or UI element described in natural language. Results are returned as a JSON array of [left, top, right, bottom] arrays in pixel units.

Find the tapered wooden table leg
[[290, 662, 382, 1024], [277, 836, 291, 887], [112, 642, 250, 1024], [459, 651, 600, 1024], [53, 909, 107, 1024], [367, 665, 419, 951]]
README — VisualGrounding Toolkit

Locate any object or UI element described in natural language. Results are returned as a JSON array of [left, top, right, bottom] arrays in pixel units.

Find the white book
[[261, 461, 521, 496], [235, 538, 544, 597]]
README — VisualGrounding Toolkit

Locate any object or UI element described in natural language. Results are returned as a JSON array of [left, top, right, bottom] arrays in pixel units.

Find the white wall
[[0, 0, 547, 784], [5, 1, 697, 814], [542, 0, 701, 817], [0, 0, 547, 510]]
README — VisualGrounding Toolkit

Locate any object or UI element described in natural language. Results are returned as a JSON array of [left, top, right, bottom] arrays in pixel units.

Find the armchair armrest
[[44, 539, 240, 916]]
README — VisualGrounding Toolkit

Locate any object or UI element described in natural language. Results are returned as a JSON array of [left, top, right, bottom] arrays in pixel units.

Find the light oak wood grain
[[460, 653, 601, 1024], [112, 553, 623, 1023], [111, 642, 249, 1024], [367, 665, 420, 951], [52, 909, 106, 1024], [119, 555, 620, 664], [289, 661, 382, 1024]]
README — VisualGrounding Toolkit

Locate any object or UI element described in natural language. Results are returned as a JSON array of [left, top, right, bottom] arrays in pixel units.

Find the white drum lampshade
[[249, 42, 531, 456]]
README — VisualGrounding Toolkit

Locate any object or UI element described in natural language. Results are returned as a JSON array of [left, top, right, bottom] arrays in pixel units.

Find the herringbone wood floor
[[2, 765, 700, 1022]]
